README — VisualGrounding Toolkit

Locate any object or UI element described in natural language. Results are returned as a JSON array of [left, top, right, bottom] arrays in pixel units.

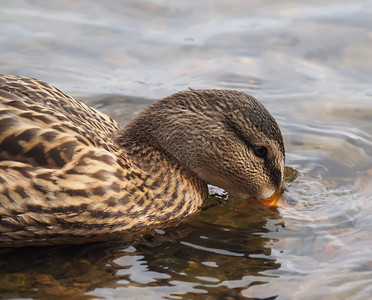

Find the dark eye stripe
[[264, 161, 282, 190], [224, 117, 283, 189]]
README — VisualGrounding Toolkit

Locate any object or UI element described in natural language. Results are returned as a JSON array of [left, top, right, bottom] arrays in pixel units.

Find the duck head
[[120, 89, 285, 201]]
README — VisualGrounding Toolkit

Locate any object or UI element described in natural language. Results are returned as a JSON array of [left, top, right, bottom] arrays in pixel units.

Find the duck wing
[[0, 75, 144, 244], [0, 74, 122, 168]]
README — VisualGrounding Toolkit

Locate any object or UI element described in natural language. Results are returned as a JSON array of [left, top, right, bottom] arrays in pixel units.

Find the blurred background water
[[0, 0, 372, 299]]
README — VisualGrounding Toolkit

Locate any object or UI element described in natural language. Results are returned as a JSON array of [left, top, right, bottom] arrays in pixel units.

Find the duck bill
[[259, 186, 283, 207]]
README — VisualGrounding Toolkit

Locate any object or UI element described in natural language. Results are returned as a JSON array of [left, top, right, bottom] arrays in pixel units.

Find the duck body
[[0, 74, 284, 246]]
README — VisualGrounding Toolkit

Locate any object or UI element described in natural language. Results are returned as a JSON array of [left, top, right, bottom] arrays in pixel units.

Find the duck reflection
[[0, 195, 282, 299]]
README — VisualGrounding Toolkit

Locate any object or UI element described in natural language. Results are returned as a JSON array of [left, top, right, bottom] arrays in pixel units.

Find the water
[[0, 0, 372, 299]]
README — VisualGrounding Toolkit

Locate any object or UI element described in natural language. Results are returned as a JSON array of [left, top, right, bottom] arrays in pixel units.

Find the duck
[[0, 73, 285, 246]]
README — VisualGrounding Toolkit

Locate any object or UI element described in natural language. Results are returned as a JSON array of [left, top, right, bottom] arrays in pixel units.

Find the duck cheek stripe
[[264, 160, 282, 190]]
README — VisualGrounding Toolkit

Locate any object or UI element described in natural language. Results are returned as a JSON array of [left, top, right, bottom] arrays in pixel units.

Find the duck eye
[[253, 146, 267, 158]]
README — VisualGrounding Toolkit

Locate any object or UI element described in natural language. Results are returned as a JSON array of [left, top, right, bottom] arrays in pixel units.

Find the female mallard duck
[[0, 74, 285, 246]]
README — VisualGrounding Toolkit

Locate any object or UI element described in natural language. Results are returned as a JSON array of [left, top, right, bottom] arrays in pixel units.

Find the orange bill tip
[[259, 186, 283, 207]]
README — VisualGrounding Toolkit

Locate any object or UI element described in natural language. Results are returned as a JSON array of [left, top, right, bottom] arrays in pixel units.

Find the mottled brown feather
[[0, 74, 284, 246]]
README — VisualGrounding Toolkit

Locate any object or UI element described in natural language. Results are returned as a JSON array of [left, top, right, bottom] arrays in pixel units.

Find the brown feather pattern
[[0, 74, 284, 246]]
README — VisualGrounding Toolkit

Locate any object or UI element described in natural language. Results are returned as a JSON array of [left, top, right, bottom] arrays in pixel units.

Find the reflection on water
[[1, 0, 372, 299], [0, 196, 282, 299]]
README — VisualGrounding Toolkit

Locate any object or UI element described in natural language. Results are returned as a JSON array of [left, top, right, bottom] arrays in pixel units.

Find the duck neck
[[116, 121, 208, 223]]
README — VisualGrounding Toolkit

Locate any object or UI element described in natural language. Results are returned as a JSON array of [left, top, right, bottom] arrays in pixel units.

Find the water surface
[[0, 0, 371, 299]]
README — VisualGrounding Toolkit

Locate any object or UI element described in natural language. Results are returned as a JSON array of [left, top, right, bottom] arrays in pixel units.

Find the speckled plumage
[[0, 74, 284, 246]]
